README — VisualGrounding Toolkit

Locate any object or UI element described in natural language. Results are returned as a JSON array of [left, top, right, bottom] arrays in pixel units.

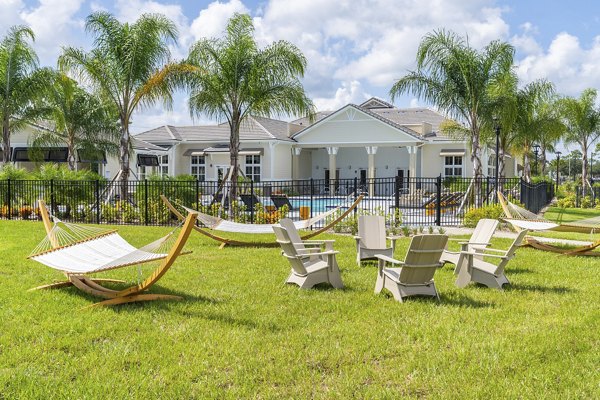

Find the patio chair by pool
[[354, 215, 400, 266], [374, 234, 448, 302], [454, 229, 528, 290], [441, 218, 499, 269], [270, 193, 294, 210], [273, 225, 343, 289], [240, 193, 262, 211], [28, 200, 198, 308], [279, 218, 335, 254]]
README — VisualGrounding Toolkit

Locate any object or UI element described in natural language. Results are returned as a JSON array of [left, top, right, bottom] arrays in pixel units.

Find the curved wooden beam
[[525, 237, 600, 256], [300, 195, 363, 239]]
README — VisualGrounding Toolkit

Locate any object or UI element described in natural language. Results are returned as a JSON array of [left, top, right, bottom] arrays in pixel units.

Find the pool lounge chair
[[454, 229, 528, 290], [239, 193, 262, 211], [273, 225, 343, 289], [354, 215, 400, 266], [441, 218, 499, 270], [270, 193, 294, 210], [374, 234, 448, 302]]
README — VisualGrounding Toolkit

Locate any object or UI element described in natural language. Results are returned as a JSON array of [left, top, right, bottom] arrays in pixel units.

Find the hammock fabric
[[29, 200, 198, 308], [161, 194, 364, 247], [498, 191, 600, 256]]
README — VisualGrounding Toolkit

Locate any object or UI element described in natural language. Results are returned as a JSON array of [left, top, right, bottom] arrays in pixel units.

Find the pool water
[[290, 198, 342, 213]]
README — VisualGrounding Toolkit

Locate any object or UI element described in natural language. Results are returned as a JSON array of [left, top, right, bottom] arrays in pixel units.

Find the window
[[191, 155, 206, 181], [245, 155, 261, 182], [158, 155, 169, 176], [444, 156, 463, 177], [487, 155, 496, 177]]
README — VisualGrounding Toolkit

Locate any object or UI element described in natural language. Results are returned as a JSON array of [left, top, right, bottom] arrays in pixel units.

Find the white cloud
[[0, 0, 25, 34], [313, 80, 368, 111], [189, 0, 248, 41]]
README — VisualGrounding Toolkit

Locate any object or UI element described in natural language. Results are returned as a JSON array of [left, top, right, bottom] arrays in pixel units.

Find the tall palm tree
[[33, 72, 119, 170], [558, 88, 600, 192], [390, 30, 515, 187], [0, 26, 51, 163], [59, 12, 178, 194], [175, 13, 314, 202], [537, 100, 565, 176]]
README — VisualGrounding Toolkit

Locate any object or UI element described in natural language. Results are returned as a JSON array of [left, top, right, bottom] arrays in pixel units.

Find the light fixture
[[348, 165, 351, 169], [316, 165, 319, 170]]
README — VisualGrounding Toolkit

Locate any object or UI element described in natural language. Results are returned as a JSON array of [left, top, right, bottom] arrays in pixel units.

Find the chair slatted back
[[470, 218, 499, 251], [358, 215, 386, 249], [273, 225, 308, 275], [279, 218, 306, 252], [400, 234, 448, 284]]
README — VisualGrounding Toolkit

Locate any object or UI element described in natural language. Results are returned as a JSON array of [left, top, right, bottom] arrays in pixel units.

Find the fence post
[[353, 177, 358, 216], [196, 179, 200, 212], [50, 179, 55, 215], [6, 179, 11, 220], [310, 178, 314, 220], [394, 175, 400, 210], [435, 175, 442, 226], [95, 180, 100, 224], [250, 179, 254, 224], [144, 179, 149, 226]]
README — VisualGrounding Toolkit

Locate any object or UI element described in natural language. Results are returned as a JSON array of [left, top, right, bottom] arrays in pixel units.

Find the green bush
[[463, 203, 503, 228], [557, 194, 576, 208], [580, 196, 592, 208]]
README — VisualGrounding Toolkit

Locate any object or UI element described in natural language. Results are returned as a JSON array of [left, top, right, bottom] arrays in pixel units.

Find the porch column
[[292, 147, 302, 180], [366, 146, 378, 197], [269, 142, 277, 180], [408, 146, 417, 194], [327, 146, 339, 194]]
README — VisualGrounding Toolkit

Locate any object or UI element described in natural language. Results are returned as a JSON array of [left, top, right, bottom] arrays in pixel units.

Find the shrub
[[580, 196, 592, 209], [19, 206, 33, 219], [557, 194, 576, 208], [463, 203, 503, 228]]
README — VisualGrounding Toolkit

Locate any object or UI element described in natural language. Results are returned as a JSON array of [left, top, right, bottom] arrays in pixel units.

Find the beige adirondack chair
[[455, 229, 528, 289], [273, 225, 344, 289], [374, 234, 448, 302], [441, 218, 499, 269], [354, 215, 400, 265], [279, 218, 335, 255]]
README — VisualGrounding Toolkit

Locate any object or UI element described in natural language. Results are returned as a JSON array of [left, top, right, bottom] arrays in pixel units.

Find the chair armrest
[[353, 236, 362, 240], [296, 248, 322, 254], [386, 236, 401, 240], [306, 250, 339, 257], [460, 251, 507, 260], [482, 247, 508, 254], [458, 241, 490, 246], [303, 239, 335, 244], [374, 254, 403, 264]]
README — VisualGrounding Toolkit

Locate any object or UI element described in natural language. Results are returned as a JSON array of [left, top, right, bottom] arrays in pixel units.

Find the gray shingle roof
[[368, 107, 448, 133]]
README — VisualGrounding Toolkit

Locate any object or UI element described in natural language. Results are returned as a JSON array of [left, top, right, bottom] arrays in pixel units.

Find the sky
[[3, 0, 600, 150]]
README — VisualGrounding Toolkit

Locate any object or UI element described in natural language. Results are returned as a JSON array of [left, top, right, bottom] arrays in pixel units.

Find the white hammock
[[189, 196, 352, 234], [503, 218, 559, 231]]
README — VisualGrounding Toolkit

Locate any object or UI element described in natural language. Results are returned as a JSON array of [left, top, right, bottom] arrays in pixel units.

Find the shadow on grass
[[505, 283, 574, 294], [506, 267, 534, 275], [376, 291, 494, 308], [176, 309, 282, 332]]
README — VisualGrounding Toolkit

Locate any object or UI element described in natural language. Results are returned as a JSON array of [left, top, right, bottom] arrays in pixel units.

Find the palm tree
[[60, 12, 178, 195], [0, 26, 51, 163], [33, 72, 119, 170], [176, 13, 314, 203], [390, 30, 514, 187], [557, 88, 600, 192]]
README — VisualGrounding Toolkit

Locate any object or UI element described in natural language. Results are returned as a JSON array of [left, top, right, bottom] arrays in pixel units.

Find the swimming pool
[[290, 198, 343, 213]]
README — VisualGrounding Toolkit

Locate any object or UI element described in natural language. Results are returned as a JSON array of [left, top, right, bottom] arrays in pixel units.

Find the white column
[[292, 147, 302, 179], [366, 146, 378, 197], [408, 146, 417, 194], [269, 142, 277, 180], [327, 147, 339, 194]]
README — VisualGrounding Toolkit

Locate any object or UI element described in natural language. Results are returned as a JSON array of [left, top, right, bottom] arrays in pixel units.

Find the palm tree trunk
[[540, 145, 547, 176], [119, 116, 130, 202], [498, 146, 506, 194], [471, 125, 483, 206], [581, 142, 589, 196], [229, 117, 240, 217], [2, 114, 10, 163], [67, 138, 76, 171], [523, 153, 531, 183]]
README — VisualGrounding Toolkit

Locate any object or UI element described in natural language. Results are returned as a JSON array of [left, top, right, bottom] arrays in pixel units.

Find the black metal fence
[[0, 176, 548, 230], [574, 185, 600, 208]]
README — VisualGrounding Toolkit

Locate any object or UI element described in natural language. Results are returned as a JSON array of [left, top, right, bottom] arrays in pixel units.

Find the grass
[[530, 207, 600, 241], [1, 220, 599, 398]]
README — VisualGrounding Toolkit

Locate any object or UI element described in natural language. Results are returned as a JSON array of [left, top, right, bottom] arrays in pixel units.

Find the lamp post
[[555, 151, 561, 192], [591, 152, 596, 185], [493, 117, 500, 202], [533, 144, 541, 176]]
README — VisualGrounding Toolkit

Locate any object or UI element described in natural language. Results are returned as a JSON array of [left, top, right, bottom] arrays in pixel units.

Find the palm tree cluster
[[390, 30, 600, 191], [0, 13, 313, 202]]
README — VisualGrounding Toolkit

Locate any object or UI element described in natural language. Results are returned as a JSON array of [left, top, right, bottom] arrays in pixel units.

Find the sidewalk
[[444, 226, 593, 246]]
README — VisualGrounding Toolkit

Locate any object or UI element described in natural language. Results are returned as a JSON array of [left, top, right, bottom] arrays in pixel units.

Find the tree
[[558, 88, 600, 192], [390, 30, 514, 188], [176, 14, 314, 203], [33, 72, 119, 170], [60, 12, 178, 195], [0, 26, 51, 163]]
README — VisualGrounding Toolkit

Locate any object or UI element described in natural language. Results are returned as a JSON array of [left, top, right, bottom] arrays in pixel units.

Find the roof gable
[[359, 97, 395, 109]]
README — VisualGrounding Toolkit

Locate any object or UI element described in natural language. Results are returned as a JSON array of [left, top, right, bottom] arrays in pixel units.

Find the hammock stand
[[29, 200, 198, 308], [161, 194, 364, 248], [498, 191, 600, 256]]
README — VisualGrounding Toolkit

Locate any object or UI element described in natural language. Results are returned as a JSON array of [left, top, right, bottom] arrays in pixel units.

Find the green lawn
[[1, 220, 599, 398], [532, 207, 600, 241]]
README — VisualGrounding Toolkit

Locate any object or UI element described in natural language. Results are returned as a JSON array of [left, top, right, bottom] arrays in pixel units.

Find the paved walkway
[[444, 226, 593, 246]]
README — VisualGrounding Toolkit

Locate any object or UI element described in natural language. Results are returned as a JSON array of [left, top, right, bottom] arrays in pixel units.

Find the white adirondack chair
[[273, 225, 344, 289], [354, 215, 400, 265], [374, 234, 448, 302], [441, 218, 499, 270], [455, 229, 528, 289], [279, 218, 335, 255]]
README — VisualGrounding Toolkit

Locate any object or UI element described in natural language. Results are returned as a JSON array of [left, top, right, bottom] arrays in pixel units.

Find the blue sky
[[3, 0, 600, 149]]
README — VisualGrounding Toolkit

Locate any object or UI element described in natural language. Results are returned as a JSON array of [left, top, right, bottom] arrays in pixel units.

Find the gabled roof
[[369, 107, 448, 134], [291, 111, 334, 127], [131, 137, 168, 153], [291, 104, 423, 143], [359, 97, 395, 109]]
